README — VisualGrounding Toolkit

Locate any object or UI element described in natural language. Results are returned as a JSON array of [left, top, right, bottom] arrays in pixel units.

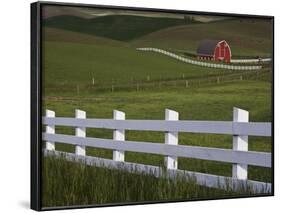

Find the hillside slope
[[43, 27, 125, 46], [43, 15, 198, 41], [131, 18, 273, 56]]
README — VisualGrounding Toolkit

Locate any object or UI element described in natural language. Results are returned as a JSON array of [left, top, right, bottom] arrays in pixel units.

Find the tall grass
[[42, 156, 261, 208]]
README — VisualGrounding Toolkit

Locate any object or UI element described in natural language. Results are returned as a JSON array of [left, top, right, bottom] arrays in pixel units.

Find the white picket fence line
[[231, 58, 272, 63], [137, 47, 262, 70], [42, 108, 272, 193]]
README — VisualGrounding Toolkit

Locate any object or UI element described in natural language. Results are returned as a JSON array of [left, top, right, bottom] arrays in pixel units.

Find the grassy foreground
[[43, 79, 272, 184], [42, 156, 261, 207]]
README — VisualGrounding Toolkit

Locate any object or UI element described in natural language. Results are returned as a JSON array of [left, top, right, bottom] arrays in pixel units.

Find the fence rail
[[42, 108, 272, 193], [137, 47, 263, 70], [43, 118, 271, 137], [231, 58, 272, 63], [43, 133, 271, 167]]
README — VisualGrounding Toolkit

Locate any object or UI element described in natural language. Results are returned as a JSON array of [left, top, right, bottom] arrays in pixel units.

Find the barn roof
[[197, 39, 222, 56]]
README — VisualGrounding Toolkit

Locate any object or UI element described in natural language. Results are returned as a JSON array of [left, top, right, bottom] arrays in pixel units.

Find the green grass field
[[41, 13, 273, 207], [43, 79, 272, 180], [43, 39, 231, 91]]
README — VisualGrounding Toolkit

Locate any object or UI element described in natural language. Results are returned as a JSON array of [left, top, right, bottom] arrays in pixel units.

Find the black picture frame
[[31, 1, 274, 211]]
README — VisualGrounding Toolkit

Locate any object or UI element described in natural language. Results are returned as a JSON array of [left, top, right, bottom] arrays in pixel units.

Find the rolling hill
[[42, 27, 235, 92], [42, 26, 272, 93], [43, 27, 125, 46], [43, 15, 273, 57], [131, 18, 273, 56], [42, 5, 95, 19], [43, 15, 198, 41]]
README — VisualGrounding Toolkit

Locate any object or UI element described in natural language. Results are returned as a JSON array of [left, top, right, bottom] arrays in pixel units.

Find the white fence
[[42, 108, 272, 193], [231, 58, 272, 63], [137, 47, 263, 70]]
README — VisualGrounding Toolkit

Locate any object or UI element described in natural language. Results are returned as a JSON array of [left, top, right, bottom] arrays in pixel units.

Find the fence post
[[75, 109, 86, 156], [165, 109, 179, 170], [46, 110, 55, 151], [232, 107, 249, 180], [185, 80, 189, 88], [113, 110, 125, 161], [76, 85, 80, 95]]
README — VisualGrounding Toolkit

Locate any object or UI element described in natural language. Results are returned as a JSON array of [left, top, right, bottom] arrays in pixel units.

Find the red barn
[[197, 39, 232, 63]]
